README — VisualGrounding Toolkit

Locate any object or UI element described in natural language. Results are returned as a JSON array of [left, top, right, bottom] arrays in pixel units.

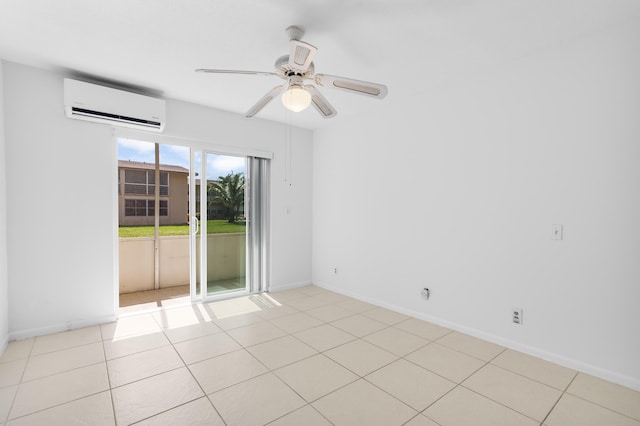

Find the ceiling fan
[[196, 25, 388, 119]]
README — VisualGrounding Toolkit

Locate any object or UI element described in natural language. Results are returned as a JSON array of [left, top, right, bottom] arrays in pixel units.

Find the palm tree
[[207, 172, 245, 223]]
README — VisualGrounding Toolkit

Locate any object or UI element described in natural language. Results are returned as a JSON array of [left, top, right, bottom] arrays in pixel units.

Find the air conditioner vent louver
[[71, 107, 162, 128], [64, 79, 166, 132]]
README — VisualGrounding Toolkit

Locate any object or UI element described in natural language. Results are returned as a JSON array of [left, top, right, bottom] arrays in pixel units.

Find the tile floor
[[1, 285, 639, 425], [119, 280, 246, 315]]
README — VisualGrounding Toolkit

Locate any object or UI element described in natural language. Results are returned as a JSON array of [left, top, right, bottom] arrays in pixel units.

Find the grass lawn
[[119, 220, 246, 238]]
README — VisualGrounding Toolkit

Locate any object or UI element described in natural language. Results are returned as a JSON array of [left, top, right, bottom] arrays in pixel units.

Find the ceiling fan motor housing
[[274, 55, 314, 78]]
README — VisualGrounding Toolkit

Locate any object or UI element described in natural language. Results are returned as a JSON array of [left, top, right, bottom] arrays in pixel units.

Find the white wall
[[312, 20, 640, 389], [0, 60, 9, 353], [3, 61, 312, 338]]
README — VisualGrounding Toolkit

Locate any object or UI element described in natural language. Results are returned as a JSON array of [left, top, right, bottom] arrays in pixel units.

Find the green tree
[[207, 172, 245, 223]]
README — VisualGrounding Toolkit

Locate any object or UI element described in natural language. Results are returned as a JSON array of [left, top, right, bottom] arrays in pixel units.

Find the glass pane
[[117, 138, 191, 311], [159, 172, 169, 185], [204, 153, 247, 297], [125, 169, 147, 184]]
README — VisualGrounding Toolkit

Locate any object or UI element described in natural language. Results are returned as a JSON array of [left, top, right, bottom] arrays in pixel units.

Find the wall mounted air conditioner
[[63, 78, 166, 132]]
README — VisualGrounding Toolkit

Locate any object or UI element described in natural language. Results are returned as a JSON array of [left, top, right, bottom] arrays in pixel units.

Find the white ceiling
[[1, 0, 640, 130]]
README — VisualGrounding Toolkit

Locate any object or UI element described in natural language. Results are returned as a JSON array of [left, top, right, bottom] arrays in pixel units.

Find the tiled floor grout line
[[99, 333, 120, 426], [442, 346, 550, 424], [4, 289, 639, 426], [151, 314, 229, 426], [561, 385, 640, 424], [2, 339, 32, 425], [159, 305, 403, 425]]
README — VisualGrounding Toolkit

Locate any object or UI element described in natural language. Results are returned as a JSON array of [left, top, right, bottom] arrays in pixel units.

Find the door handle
[[191, 216, 199, 235]]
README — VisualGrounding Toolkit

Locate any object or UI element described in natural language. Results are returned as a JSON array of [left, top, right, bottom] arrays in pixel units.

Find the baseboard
[[313, 281, 640, 392], [268, 280, 312, 292], [8, 314, 117, 341]]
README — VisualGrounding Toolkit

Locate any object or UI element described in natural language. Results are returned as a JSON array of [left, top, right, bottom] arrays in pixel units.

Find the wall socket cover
[[552, 224, 563, 240], [512, 308, 523, 324], [421, 288, 430, 300]]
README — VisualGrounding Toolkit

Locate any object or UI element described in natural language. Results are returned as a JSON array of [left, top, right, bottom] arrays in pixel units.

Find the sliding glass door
[[192, 152, 248, 299], [117, 136, 268, 308]]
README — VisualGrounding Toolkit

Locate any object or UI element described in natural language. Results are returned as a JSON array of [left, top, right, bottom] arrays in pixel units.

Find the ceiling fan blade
[[195, 69, 278, 77], [306, 85, 337, 119], [288, 40, 318, 73], [245, 85, 285, 118], [314, 74, 388, 99]]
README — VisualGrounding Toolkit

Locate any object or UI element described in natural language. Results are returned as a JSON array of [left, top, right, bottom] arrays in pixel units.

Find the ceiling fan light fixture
[[281, 86, 311, 112]]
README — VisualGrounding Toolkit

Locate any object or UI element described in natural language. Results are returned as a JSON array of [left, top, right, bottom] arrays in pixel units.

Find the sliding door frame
[[114, 129, 272, 307]]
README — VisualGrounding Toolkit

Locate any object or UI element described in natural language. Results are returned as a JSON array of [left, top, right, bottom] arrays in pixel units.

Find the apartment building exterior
[[118, 160, 189, 226]]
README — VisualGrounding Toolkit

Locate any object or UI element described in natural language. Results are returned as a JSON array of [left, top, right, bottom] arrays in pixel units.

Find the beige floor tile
[[107, 345, 183, 388], [103, 331, 169, 360], [0, 359, 26, 388], [189, 349, 267, 394], [267, 405, 332, 426], [395, 318, 452, 341], [324, 339, 397, 376], [162, 321, 222, 344], [270, 312, 324, 334], [567, 373, 640, 421], [313, 379, 417, 426], [246, 292, 286, 309], [544, 393, 640, 426], [31, 326, 102, 356], [363, 327, 429, 356], [424, 386, 539, 426], [275, 354, 358, 402], [0, 339, 34, 363], [265, 289, 307, 303], [227, 322, 287, 347], [6, 391, 114, 426], [404, 414, 441, 426], [366, 359, 456, 411], [297, 286, 329, 296], [336, 298, 378, 313], [247, 335, 317, 370], [209, 372, 306, 426], [101, 315, 160, 340], [151, 304, 213, 329], [9, 363, 109, 419], [22, 342, 104, 382], [173, 332, 241, 365], [284, 296, 331, 311], [463, 364, 562, 421], [315, 292, 350, 305], [209, 312, 263, 330], [491, 349, 577, 390], [135, 397, 225, 426], [255, 304, 299, 320], [112, 367, 203, 425], [0, 385, 17, 421], [406, 343, 485, 383], [436, 331, 505, 361], [362, 307, 410, 325], [294, 324, 356, 352], [204, 298, 260, 320], [307, 305, 354, 322], [331, 314, 387, 337]]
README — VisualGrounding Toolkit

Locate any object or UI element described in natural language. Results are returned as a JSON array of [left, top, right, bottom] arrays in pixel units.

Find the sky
[[117, 138, 246, 180]]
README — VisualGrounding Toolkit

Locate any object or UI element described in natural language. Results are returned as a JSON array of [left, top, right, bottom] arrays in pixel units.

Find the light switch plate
[[552, 224, 563, 241]]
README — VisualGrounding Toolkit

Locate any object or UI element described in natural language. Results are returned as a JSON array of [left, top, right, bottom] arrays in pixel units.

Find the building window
[[125, 199, 168, 217], [124, 170, 169, 195]]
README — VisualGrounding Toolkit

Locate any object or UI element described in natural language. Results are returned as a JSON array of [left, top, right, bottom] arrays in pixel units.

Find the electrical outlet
[[512, 308, 523, 325], [333, 267, 338, 274], [421, 288, 430, 300], [552, 224, 563, 240]]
